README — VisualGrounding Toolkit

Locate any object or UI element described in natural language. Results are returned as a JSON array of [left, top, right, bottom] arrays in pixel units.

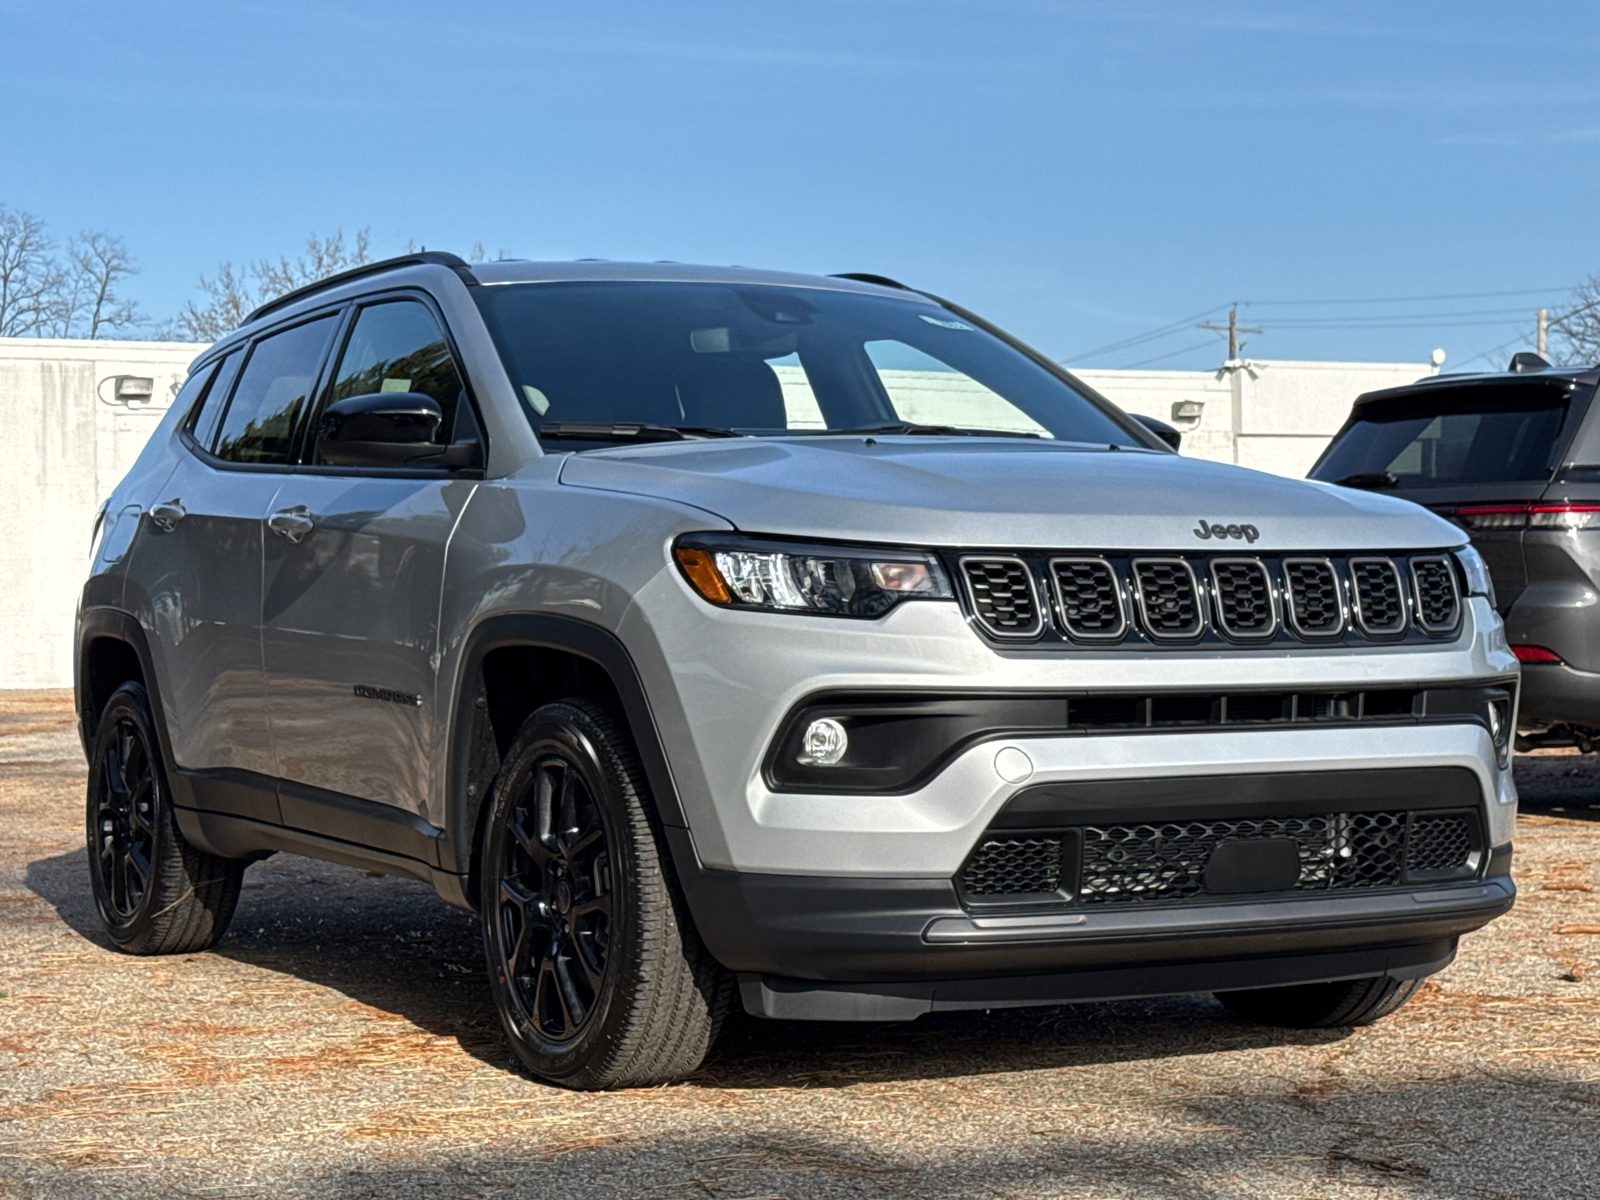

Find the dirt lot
[[1, 691, 1596, 1199]]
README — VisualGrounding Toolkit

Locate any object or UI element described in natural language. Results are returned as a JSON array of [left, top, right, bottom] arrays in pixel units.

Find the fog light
[[1487, 702, 1502, 741], [799, 718, 848, 766]]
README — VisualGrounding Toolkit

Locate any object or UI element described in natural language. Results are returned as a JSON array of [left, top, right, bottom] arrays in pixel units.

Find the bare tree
[[1552, 275, 1600, 366], [0, 204, 65, 337], [166, 228, 372, 341], [57, 232, 145, 339]]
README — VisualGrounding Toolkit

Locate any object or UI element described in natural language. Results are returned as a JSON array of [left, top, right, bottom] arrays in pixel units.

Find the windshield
[[1310, 386, 1572, 490], [473, 281, 1141, 449]]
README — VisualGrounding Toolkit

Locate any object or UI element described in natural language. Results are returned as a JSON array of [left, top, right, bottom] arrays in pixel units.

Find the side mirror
[[1130, 412, 1181, 451], [316, 393, 481, 469]]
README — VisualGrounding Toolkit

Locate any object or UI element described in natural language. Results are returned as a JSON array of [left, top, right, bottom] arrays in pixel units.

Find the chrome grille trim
[[1047, 556, 1128, 641], [1208, 557, 1278, 641], [1282, 557, 1346, 639], [1408, 555, 1462, 635], [1349, 557, 1407, 636], [1130, 557, 1205, 641], [958, 556, 1044, 639]]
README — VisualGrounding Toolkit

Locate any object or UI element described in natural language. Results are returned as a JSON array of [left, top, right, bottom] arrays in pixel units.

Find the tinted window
[[1312, 388, 1569, 489], [185, 350, 244, 451], [322, 300, 467, 456], [213, 316, 338, 464], [474, 282, 1139, 450]]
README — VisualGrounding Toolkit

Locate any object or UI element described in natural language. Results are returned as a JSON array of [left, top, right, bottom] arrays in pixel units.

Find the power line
[[1060, 304, 1231, 362], [1245, 286, 1575, 306], [1114, 339, 1220, 369]]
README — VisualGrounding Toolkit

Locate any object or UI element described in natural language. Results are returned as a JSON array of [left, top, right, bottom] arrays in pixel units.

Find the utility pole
[[1538, 308, 1548, 357], [1197, 306, 1263, 360]]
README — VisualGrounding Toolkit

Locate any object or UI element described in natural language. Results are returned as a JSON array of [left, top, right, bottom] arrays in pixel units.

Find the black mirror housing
[[1130, 412, 1182, 451], [316, 393, 479, 468]]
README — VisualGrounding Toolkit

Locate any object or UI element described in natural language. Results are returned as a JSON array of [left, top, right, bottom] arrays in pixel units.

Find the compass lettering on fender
[[1193, 519, 1260, 544]]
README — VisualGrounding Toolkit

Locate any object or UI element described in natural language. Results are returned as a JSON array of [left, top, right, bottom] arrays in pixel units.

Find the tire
[[1215, 975, 1423, 1029], [86, 681, 245, 954], [480, 698, 732, 1089]]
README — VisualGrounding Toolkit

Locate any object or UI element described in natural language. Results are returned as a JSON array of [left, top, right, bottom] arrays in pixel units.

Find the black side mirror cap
[[316, 393, 478, 469], [1130, 412, 1182, 451]]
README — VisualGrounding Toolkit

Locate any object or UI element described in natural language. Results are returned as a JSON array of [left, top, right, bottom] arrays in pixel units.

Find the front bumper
[[665, 826, 1514, 1018]]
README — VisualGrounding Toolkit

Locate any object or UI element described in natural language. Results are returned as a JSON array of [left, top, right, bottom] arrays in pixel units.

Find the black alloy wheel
[[93, 711, 158, 920], [496, 752, 615, 1041], [481, 699, 731, 1089], [85, 681, 245, 954]]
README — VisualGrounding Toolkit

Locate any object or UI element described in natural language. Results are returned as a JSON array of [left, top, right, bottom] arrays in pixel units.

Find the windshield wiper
[[1332, 471, 1399, 490], [538, 422, 747, 443], [820, 422, 1042, 439]]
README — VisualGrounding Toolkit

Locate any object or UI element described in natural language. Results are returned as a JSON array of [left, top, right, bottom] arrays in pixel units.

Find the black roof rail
[[830, 272, 911, 290], [244, 251, 477, 325]]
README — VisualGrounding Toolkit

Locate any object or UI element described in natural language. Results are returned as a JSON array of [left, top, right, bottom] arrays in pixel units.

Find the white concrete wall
[[1082, 359, 1434, 474], [1, 338, 205, 688]]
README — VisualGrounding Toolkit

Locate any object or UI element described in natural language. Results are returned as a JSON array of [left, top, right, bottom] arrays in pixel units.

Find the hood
[[556, 437, 1464, 552]]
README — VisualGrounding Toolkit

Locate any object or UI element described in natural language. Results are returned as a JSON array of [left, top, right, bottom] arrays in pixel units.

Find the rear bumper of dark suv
[[671, 843, 1514, 1020]]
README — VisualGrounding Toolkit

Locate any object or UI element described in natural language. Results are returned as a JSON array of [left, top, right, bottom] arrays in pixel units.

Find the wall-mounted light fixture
[[97, 375, 156, 408], [1170, 399, 1205, 428]]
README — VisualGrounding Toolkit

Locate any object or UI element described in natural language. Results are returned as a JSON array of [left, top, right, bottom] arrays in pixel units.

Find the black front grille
[[1210, 559, 1276, 639], [959, 807, 1480, 906], [1409, 556, 1461, 634], [1048, 557, 1126, 640], [948, 550, 1464, 649], [1350, 558, 1407, 635], [960, 557, 1042, 638], [1283, 558, 1343, 637], [1132, 558, 1203, 640], [962, 836, 1062, 896]]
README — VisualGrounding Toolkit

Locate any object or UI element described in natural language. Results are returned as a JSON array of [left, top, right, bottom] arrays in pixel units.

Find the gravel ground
[[1, 690, 1596, 1199]]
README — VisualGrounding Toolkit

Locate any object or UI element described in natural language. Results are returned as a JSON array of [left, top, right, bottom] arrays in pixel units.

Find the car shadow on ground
[[25, 845, 1346, 1088]]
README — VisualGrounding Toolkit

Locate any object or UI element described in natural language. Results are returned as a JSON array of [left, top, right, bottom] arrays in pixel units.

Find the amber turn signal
[[674, 546, 731, 604]]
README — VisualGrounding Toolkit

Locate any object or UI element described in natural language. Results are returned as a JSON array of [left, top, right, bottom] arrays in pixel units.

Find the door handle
[[267, 506, 316, 544], [149, 499, 186, 531]]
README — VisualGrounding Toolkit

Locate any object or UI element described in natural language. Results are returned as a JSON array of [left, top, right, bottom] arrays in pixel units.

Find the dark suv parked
[[1311, 356, 1600, 747]]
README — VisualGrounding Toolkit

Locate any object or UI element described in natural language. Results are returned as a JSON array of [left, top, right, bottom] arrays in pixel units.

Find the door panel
[[124, 453, 281, 783], [261, 476, 475, 817]]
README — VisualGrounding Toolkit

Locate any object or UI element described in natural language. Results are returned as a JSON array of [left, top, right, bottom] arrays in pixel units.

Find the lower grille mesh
[[960, 809, 1478, 905], [962, 836, 1062, 896]]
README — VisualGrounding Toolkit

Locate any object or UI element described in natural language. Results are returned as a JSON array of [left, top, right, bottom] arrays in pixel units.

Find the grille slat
[[1210, 558, 1277, 639], [1131, 558, 1204, 640], [1409, 556, 1462, 634], [960, 808, 1480, 905], [1283, 558, 1344, 637], [959, 557, 1043, 638], [1048, 557, 1127, 640], [1350, 558, 1407, 636]]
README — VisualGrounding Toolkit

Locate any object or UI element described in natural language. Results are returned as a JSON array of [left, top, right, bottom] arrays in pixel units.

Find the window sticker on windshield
[[919, 314, 975, 331], [522, 385, 551, 415], [380, 378, 413, 393]]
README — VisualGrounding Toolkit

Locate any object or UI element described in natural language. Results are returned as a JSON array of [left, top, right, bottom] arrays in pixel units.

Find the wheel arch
[[75, 609, 178, 779], [445, 613, 691, 909]]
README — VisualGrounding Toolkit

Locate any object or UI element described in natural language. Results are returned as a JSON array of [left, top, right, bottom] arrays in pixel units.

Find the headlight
[[1453, 544, 1497, 608], [673, 533, 953, 617]]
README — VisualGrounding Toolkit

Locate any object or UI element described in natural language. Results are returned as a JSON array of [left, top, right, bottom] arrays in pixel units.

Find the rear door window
[[213, 315, 339, 464], [1311, 387, 1572, 489]]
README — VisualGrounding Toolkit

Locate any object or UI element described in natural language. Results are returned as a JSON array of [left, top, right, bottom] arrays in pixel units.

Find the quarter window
[[321, 300, 467, 460], [213, 316, 339, 464], [185, 349, 244, 451]]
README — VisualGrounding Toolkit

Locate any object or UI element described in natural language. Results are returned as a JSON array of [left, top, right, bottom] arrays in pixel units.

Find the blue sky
[[3, 0, 1597, 369]]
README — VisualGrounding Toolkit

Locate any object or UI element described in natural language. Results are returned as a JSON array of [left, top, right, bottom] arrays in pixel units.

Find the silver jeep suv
[[77, 254, 1518, 1088]]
